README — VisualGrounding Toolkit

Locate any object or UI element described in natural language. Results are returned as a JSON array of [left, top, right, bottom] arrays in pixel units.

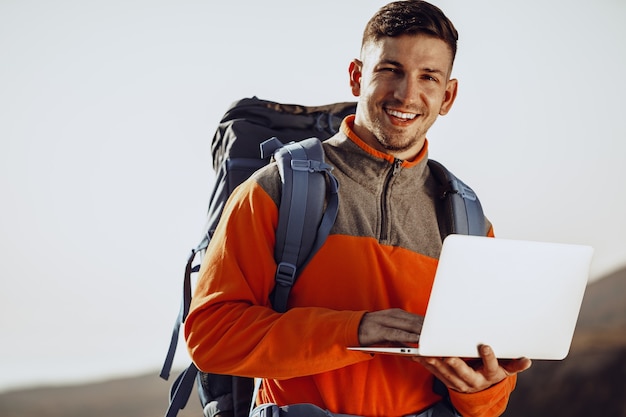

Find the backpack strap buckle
[[273, 262, 297, 313], [290, 159, 334, 174], [275, 262, 297, 287], [290, 159, 315, 172]]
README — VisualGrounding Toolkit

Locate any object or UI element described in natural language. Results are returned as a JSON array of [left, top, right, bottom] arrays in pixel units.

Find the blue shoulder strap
[[260, 137, 339, 313], [428, 159, 486, 237]]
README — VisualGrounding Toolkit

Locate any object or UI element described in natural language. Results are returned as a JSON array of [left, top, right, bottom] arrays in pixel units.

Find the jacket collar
[[340, 115, 429, 169]]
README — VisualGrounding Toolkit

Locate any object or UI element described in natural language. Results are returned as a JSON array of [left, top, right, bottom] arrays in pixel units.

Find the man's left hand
[[412, 344, 532, 393]]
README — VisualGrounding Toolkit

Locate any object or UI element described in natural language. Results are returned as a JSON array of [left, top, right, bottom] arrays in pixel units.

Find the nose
[[394, 75, 420, 105]]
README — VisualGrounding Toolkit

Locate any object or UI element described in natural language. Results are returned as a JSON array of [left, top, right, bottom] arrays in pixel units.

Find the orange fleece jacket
[[185, 117, 515, 417]]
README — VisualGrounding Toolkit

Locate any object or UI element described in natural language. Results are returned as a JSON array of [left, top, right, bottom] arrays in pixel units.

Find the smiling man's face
[[349, 33, 458, 161]]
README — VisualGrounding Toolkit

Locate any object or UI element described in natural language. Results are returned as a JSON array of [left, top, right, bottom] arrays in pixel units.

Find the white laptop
[[348, 234, 593, 360]]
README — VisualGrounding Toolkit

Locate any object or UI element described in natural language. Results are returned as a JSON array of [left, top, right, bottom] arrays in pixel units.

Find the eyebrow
[[422, 67, 447, 77], [378, 59, 447, 77]]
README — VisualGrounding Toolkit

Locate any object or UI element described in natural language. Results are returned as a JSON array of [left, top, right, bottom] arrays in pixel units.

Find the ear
[[348, 59, 363, 97], [439, 78, 458, 116]]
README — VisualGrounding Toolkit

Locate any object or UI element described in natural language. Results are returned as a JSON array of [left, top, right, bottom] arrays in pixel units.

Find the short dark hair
[[362, 1, 459, 61]]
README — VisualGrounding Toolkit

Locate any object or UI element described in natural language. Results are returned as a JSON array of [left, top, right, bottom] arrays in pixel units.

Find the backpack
[[160, 96, 485, 417]]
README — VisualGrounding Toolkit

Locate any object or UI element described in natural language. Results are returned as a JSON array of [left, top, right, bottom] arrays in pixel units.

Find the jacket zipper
[[380, 159, 403, 242]]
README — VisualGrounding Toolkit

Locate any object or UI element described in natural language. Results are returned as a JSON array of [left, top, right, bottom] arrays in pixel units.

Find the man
[[185, 1, 531, 416]]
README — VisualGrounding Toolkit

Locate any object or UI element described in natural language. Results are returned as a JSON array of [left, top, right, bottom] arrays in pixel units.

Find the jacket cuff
[[448, 374, 517, 417], [346, 311, 369, 346]]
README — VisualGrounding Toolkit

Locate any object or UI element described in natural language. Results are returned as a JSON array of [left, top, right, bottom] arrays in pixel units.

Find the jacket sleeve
[[184, 179, 368, 379]]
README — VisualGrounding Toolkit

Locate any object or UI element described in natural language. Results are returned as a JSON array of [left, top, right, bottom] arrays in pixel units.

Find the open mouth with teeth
[[385, 108, 418, 122]]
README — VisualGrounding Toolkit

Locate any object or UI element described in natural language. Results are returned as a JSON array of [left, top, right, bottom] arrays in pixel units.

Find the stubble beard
[[371, 119, 422, 155]]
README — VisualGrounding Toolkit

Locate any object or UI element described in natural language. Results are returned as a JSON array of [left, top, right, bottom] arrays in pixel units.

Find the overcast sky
[[1, 0, 625, 391]]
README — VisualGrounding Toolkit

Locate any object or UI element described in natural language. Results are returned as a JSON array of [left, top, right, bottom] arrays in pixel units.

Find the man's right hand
[[358, 308, 424, 346]]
